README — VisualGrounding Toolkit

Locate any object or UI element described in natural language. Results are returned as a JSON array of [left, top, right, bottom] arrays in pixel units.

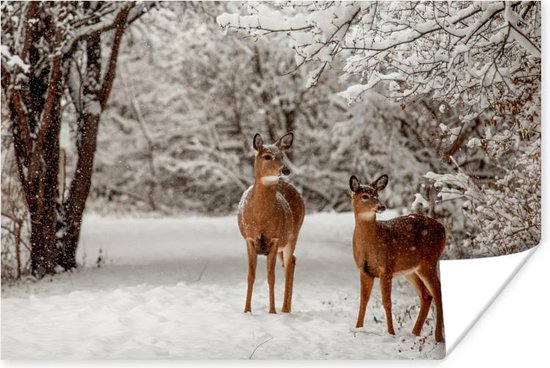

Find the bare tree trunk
[[24, 117, 61, 276], [252, 46, 276, 141], [7, 16, 64, 277], [283, 109, 296, 161], [3, 3, 143, 275], [35, 98, 62, 275], [131, 97, 158, 211], [58, 33, 102, 270], [14, 220, 22, 279], [58, 12, 129, 269]]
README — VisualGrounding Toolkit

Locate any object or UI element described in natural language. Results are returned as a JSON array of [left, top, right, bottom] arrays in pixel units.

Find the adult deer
[[238, 132, 305, 314], [349, 174, 446, 342]]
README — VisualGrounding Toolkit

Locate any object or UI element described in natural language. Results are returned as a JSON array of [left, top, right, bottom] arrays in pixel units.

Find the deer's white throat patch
[[261, 176, 280, 186], [359, 212, 376, 221]]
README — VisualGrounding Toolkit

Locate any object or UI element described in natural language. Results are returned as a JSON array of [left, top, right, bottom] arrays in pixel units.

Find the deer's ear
[[276, 132, 294, 151], [253, 133, 263, 151], [372, 174, 389, 191], [349, 175, 361, 192]]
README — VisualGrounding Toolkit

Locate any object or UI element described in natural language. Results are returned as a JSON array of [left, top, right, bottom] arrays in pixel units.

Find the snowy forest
[[2, 1, 541, 280], [0, 1, 542, 360], [2, 2, 541, 277]]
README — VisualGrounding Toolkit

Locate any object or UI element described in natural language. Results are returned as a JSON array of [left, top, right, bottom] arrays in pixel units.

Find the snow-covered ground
[[1, 212, 445, 359]]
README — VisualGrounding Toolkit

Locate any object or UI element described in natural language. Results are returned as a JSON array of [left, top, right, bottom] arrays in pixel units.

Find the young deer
[[349, 175, 446, 342], [238, 132, 305, 314]]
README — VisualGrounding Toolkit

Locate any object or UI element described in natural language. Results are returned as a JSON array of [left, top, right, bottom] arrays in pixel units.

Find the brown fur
[[238, 133, 305, 314], [350, 175, 446, 342]]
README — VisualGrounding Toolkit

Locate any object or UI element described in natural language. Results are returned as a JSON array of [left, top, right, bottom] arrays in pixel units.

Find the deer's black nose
[[377, 204, 386, 213], [281, 167, 291, 176]]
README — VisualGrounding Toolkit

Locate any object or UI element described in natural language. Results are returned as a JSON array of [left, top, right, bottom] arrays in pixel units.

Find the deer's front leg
[[380, 273, 395, 335], [244, 241, 257, 313], [356, 272, 374, 328], [266, 247, 277, 314]]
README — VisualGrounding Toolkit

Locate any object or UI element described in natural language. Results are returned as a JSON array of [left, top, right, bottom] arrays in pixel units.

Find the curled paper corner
[[441, 246, 540, 354]]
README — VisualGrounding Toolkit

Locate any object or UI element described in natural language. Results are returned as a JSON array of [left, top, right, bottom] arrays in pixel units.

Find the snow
[[411, 193, 429, 210], [0, 45, 30, 72], [217, 2, 361, 68], [509, 27, 541, 58], [424, 171, 469, 190], [83, 98, 102, 115], [2, 212, 445, 359], [217, 8, 309, 34], [339, 72, 406, 103], [238, 185, 253, 215]]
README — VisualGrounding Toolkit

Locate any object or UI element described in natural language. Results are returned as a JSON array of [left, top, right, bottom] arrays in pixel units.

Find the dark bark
[[252, 46, 276, 141], [283, 109, 296, 161], [59, 12, 129, 269], [13, 80, 62, 277], [6, 11, 64, 277], [30, 111, 61, 276], [58, 32, 102, 270], [28, 28, 64, 277]]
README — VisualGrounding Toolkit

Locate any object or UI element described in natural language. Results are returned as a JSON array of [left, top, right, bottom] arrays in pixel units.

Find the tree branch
[[10, 91, 33, 164], [20, 2, 40, 62], [61, 4, 135, 57], [27, 29, 64, 184], [99, 6, 130, 109]]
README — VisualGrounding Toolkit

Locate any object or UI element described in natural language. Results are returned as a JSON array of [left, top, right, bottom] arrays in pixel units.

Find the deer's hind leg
[[406, 273, 433, 336], [281, 241, 296, 313], [278, 251, 284, 267], [244, 240, 257, 313], [417, 266, 445, 342]]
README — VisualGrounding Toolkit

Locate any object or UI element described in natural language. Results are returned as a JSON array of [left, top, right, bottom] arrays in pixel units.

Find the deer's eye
[[263, 154, 274, 160], [361, 194, 369, 200]]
